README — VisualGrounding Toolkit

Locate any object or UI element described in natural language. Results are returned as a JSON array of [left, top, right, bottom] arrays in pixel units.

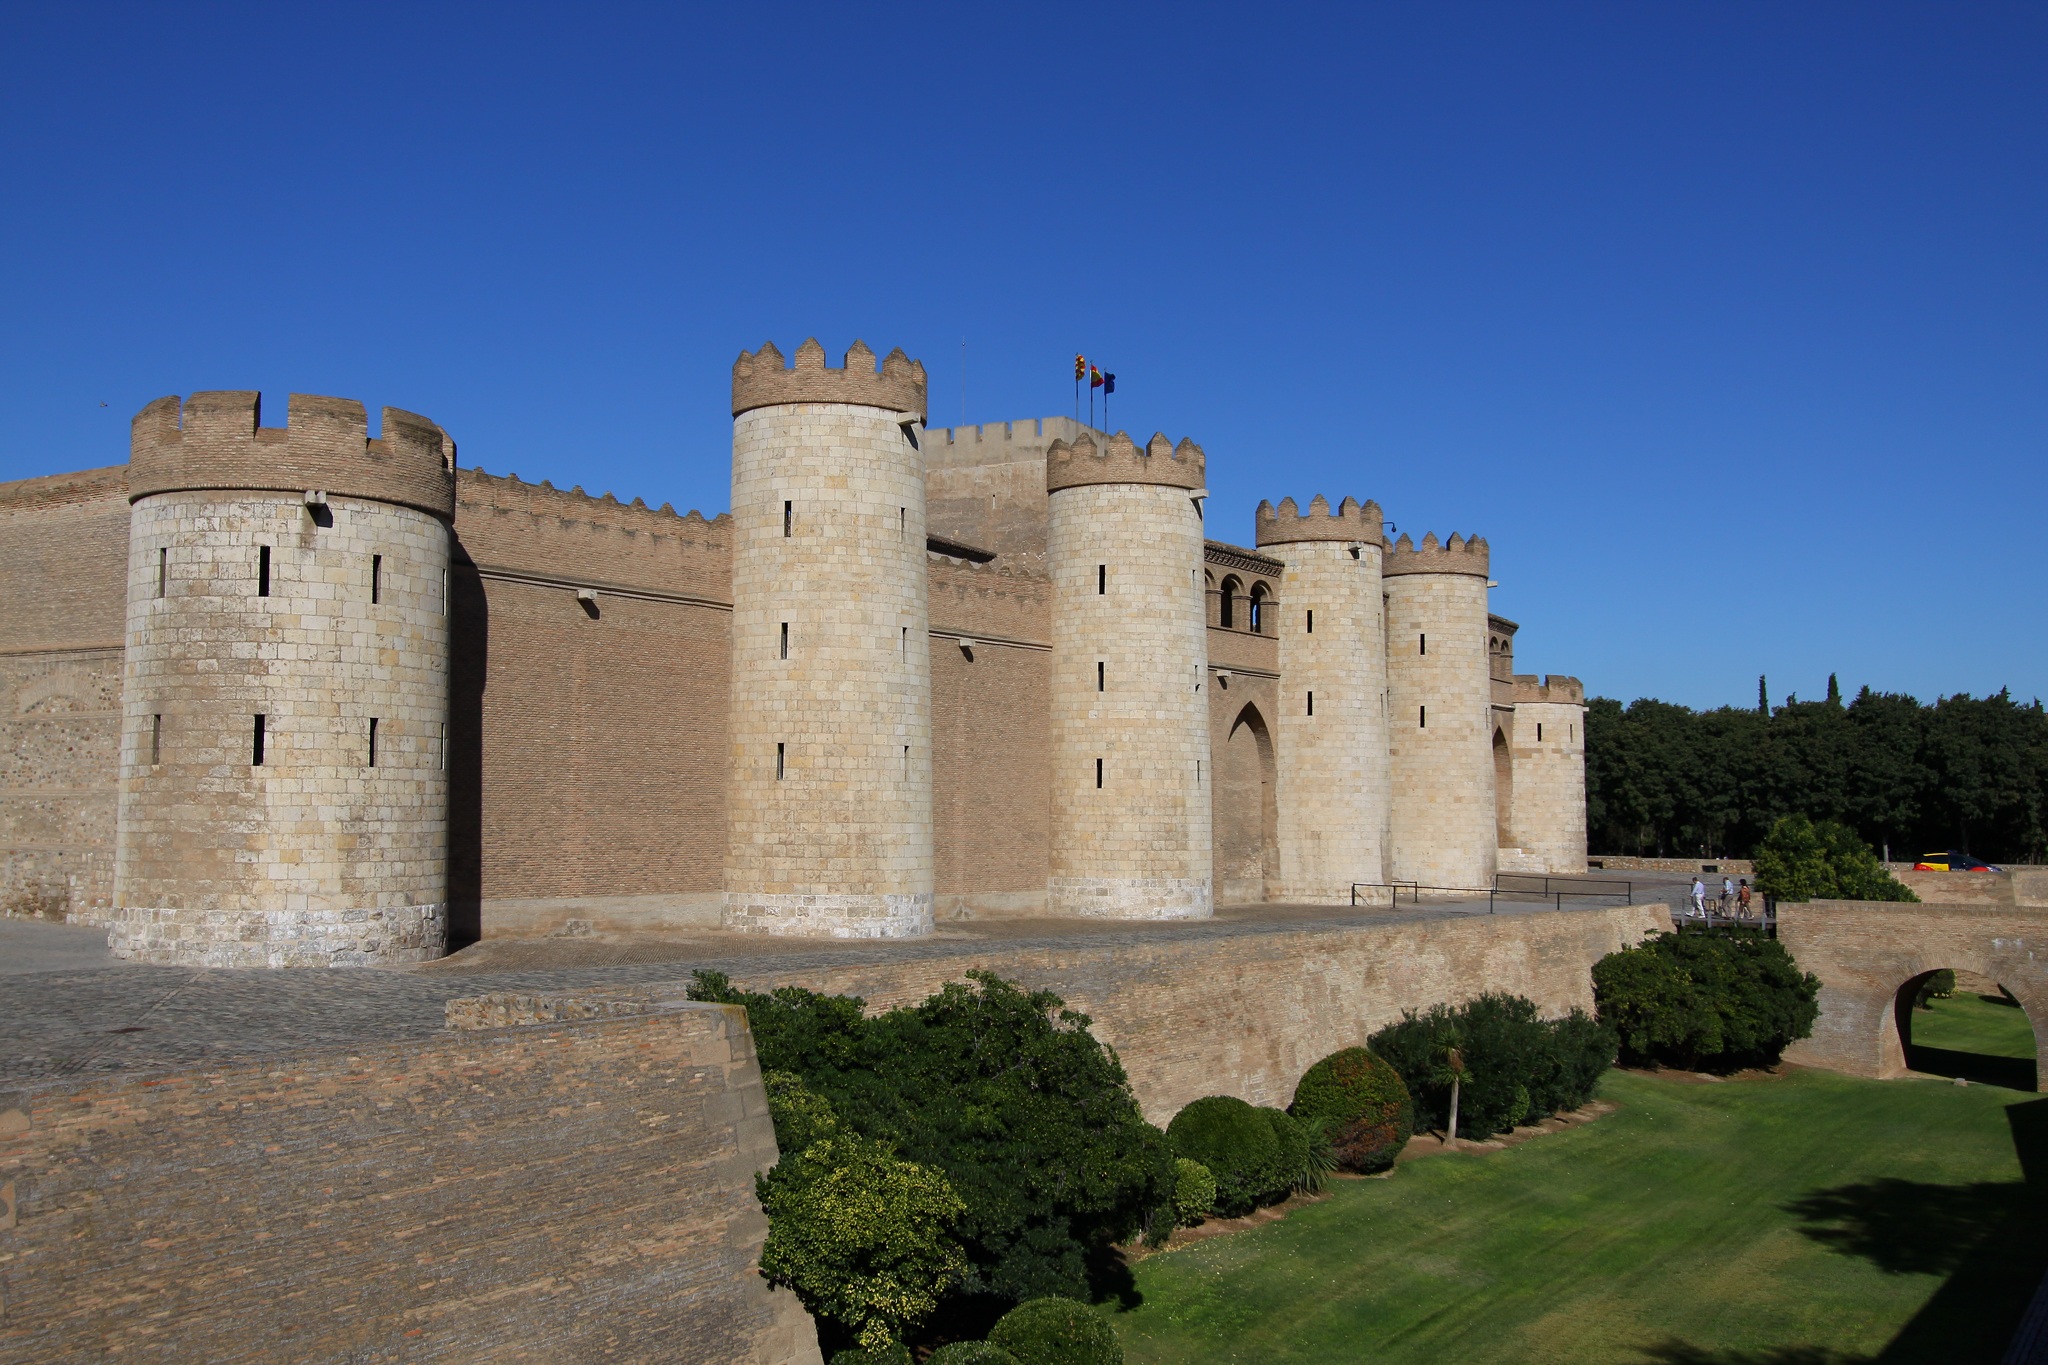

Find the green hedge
[[1165, 1096, 1283, 1216], [1593, 929, 1820, 1071], [926, 1343, 1022, 1364], [1287, 1047, 1413, 1173], [987, 1296, 1123, 1365], [1170, 1157, 1215, 1227], [1753, 814, 1917, 902], [830, 1345, 912, 1365], [1369, 995, 1617, 1140]]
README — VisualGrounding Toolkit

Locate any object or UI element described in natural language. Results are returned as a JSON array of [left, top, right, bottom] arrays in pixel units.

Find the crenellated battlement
[[1381, 530, 1490, 578], [127, 392, 456, 519], [1512, 674, 1585, 705], [458, 465, 731, 530], [731, 338, 926, 418], [1044, 431, 1206, 493], [1254, 495, 1384, 547]]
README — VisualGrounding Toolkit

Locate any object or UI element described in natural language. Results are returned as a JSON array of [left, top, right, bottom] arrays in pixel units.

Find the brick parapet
[[731, 339, 926, 418], [1382, 531, 1490, 578], [127, 392, 456, 519], [1512, 674, 1585, 705], [454, 466, 733, 602], [0, 464, 129, 516], [1045, 431, 1206, 493], [1254, 495, 1384, 546]]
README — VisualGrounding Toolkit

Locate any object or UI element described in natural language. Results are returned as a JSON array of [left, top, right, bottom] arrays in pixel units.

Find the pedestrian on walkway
[[1737, 879, 1753, 919], [1722, 876, 1736, 913], [1690, 877, 1707, 919]]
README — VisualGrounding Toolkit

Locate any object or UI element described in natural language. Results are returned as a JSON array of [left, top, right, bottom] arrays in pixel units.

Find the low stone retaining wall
[[0, 999, 820, 1364], [671, 903, 1668, 1124]]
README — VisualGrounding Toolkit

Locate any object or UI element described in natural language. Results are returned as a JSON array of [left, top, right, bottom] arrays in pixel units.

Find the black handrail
[[1350, 877, 1635, 914]]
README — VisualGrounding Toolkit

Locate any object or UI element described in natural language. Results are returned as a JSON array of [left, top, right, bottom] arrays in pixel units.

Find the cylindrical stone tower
[[1256, 495, 1390, 902], [724, 339, 934, 937], [1046, 431, 1212, 919], [1384, 532, 1496, 890], [1510, 675, 1588, 874], [111, 391, 455, 967]]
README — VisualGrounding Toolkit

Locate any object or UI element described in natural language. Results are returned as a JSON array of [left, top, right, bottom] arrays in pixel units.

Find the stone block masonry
[[724, 339, 935, 938], [0, 998, 822, 1363], [1046, 434, 1213, 919], [701, 902, 1666, 1124]]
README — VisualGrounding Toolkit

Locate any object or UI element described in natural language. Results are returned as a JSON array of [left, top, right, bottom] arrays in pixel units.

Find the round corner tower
[[112, 391, 455, 967], [1257, 495, 1389, 902], [724, 338, 934, 937], [1384, 532, 1497, 890], [1510, 675, 1588, 874], [1046, 431, 1212, 919]]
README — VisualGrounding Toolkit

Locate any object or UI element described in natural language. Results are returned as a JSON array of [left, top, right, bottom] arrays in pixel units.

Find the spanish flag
[[1089, 363, 1105, 389]]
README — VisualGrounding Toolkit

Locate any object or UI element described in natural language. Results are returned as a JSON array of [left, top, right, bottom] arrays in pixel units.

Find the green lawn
[[1104, 1069, 2048, 1364], [1912, 992, 2037, 1060]]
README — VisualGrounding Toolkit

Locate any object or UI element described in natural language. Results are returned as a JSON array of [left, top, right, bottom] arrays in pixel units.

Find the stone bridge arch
[[1779, 897, 2048, 1090]]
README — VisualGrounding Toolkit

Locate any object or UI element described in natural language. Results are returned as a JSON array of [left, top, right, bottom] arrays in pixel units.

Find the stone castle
[[0, 338, 1586, 964]]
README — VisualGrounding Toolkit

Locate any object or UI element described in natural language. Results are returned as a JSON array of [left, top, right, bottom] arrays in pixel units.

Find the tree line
[[1585, 679, 2048, 863]]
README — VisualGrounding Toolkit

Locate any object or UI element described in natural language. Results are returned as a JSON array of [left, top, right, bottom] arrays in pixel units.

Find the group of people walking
[[1687, 875, 1757, 920]]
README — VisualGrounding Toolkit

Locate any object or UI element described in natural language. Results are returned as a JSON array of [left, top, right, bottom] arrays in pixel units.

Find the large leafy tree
[[693, 970, 1173, 1307], [1585, 685, 2048, 862], [1593, 929, 1821, 1071]]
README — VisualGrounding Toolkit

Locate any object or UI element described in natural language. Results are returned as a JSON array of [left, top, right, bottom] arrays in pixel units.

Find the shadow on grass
[[1638, 1347, 1872, 1365], [1903, 1043, 2037, 1093], [1645, 1099, 2048, 1364]]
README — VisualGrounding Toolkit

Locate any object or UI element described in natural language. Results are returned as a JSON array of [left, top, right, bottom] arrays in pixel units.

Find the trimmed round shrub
[[1288, 1047, 1414, 1173], [1165, 1096, 1283, 1217], [987, 1296, 1123, 1365], [927, 1343, 1023, 1364], [1170, 1157, 1215, 1227], [830, 1345, 912, 1365], [1259, 1107, 1309, 1202]]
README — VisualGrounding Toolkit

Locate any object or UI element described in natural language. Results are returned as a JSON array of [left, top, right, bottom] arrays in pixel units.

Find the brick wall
[[0, 467, 132, 923], [0, 1001, 821, 1364], [702, 902, 1666, 1124]]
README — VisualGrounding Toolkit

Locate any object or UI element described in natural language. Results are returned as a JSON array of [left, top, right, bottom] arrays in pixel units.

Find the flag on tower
[[1089, 364, 1105, 389], [1101, 372, 1116, 395], [1074, 354, 1087, 380]]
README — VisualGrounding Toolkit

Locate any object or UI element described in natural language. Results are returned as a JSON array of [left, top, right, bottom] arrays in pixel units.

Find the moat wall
[[683, 901, 1667, 1124], [0, 1001, 821, 1364]]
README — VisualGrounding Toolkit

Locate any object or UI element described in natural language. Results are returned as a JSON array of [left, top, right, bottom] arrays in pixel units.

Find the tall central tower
[[1257, 495, 1390, 902], [724, 339, 935, 937], [1045, 432, 1212, 919]]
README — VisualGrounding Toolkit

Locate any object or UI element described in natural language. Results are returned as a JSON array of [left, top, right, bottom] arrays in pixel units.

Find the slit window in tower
[[1306, 609, 1314, 634], [780, 622, 789, 659], [900, 626, 907, 656], [258, 545, 271, 597], [1095, 757, 1103, 789], [1097, 661, 1105, 692], [1538, 723, 1543, 741], [1307, 690, 1314, 717], [1420, 633, 1427, 656], [371, 554, 382, 604], [150, 714, 161, 766], [156, 546, 167, 598], [1098, 564, 1106, 594], [900, 506, 907, 531], [903, 744, 910, 779], [783, 501, 793, 537], [252, 713, 266, 766], [368, 718, 379, 767], [776, 743, 785, 780], [1419, 705, 1427, 728]]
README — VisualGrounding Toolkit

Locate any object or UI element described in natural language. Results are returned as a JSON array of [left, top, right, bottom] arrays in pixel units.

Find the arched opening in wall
[[1219, 575, 1242, 630], [1203, 571, 1217, 627], [1895, 969, 2040, 1092], [1248, 581, 1269, 634], [1493, 726, 1513, 848], [1214, 702, 1276, 905]]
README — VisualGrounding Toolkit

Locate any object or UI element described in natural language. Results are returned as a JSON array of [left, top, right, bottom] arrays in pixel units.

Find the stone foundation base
[[722, 892, 934, 939], [1049, 876, 1213, 920], [107, 903, 448, 968]]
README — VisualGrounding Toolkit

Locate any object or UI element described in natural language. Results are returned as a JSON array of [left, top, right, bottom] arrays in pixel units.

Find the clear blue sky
[[3, 3, 2041, 710]]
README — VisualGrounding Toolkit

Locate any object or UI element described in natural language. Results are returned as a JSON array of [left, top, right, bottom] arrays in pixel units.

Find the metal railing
[[1350, 874, 1636, 914], [1672, 896, 1778, 937]]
